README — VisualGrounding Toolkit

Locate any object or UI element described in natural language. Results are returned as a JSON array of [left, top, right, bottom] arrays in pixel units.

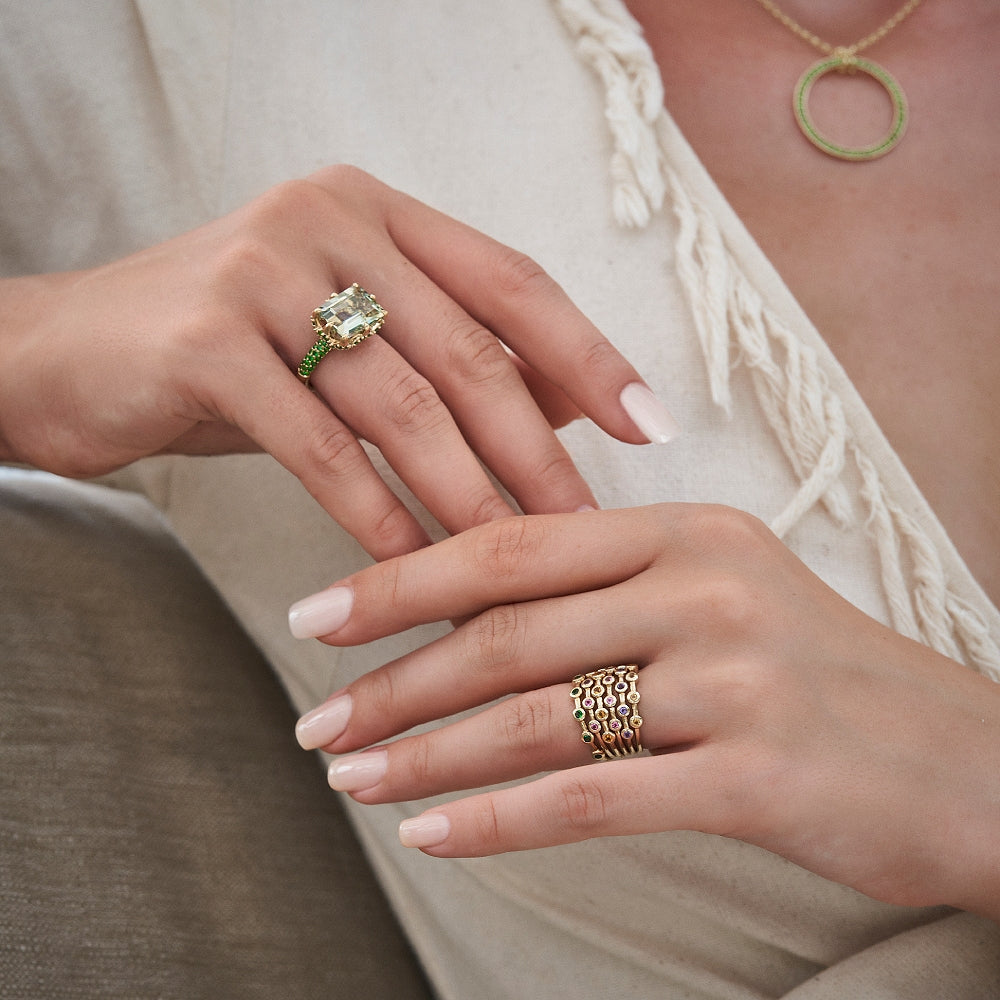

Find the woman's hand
[[291, 505, 1000, 920], [0, 166, 674, 559]]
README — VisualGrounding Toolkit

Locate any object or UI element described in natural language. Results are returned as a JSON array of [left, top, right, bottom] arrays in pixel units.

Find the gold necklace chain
[[756, 0, 924, 60], [755, 0, 926, 160]]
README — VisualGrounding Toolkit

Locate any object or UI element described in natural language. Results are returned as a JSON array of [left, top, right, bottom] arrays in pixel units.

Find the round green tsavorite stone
[[581, 732, 594, 744], [570, 687, 582, 698], [573, 708, 586, 720], [297, 338, 334, 379]]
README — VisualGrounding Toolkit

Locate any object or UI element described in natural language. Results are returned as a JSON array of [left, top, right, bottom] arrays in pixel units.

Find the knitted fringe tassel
[[553, 0, 666, 227], [552, 0, 1000, 680], [668, 166, 1000, 680]]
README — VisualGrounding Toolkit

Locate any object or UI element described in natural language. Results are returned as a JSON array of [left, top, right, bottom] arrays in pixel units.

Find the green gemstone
[[312, 283, 386, 349]]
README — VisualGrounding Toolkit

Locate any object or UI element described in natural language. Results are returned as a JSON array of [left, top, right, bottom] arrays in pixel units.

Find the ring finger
[[309, 331, 516, 535], [328, 661, 702, 803]]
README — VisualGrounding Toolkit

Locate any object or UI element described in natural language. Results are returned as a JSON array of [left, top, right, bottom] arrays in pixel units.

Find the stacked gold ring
[[571, 665, 643, 761]]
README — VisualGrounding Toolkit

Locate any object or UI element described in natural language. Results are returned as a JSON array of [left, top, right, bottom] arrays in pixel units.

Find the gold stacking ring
[[571, 665, 644, 761]]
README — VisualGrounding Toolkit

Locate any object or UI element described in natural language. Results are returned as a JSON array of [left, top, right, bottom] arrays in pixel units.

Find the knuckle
[[311, 162, 371, 191], [356, 663, 400, 724], [404, 736, 436, 788], [704, 654, 780, 720], [253, 177, 329, 224], [378, 368, 448, 435], [471, 516, 542, 581], [465, 490, 516, 528], [439, 315, 512, 388], [302, 421, 362, 475], [555, 777, 611, 836], [225, 179, 329, 258], [688, 504, 773, 558], [471, 798, 504, 848], [574, 336, 627, 383], [699, 573, 767, 639], [489, 246, 552, 299], [465, 604, 529, 678], [499, 689, 556, 754], [365, 500, 421, 555], [522, 446, 580, 494], [204, 233, 279, 308], [672, 506, 776, 635], [309, 163, 387, 209]]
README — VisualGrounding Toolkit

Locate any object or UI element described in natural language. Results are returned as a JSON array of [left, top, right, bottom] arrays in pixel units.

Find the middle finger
[[327, 660, 702, 802], [298, 564, 694, 758]]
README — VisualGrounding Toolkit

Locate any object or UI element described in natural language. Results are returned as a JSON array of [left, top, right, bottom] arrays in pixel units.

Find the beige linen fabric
[[3, 2, 999, 997], [0, 470, 433, 999]]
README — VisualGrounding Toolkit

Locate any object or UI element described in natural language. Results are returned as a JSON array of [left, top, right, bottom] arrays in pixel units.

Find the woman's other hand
[[0, 166, 676, 558], [292, 505, 1000, 920]]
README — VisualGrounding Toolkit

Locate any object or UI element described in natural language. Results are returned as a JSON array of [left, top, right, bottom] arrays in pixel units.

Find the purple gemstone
[[589, 721, 601, 733], [604, 695, 616, 707], [622, 729, 634, 740], [615, 681, 628, 692], [582, 697, 595, 709], [617, 705, 630, 716], [610, 720, 622, 731]]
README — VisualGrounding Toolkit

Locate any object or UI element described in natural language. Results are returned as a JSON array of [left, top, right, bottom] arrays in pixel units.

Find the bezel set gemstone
[[570, 664, 644, 761], [311, 283, 387, 350]]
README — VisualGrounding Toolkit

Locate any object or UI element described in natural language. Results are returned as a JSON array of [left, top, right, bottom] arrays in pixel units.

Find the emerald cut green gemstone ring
[[296, 283, 387, 385]]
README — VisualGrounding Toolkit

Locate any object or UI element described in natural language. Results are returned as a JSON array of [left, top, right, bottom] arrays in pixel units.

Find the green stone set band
[[296, 283, 387, 385]]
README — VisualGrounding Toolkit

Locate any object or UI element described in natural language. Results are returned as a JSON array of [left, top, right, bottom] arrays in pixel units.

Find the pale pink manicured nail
[[288, 586, 354, 639], [295, 694, 352, 750], [398, 813, 451, 849], [620, 382, 681, 444], [328, 750, 388, 792]]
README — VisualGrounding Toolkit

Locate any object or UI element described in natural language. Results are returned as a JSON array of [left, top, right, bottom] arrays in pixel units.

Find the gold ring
[[296, 283, 387, 385], [571, 665, 643, 761]]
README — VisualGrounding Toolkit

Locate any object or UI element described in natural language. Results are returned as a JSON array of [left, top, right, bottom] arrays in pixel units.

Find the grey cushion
[[0, 471, 433, 999]]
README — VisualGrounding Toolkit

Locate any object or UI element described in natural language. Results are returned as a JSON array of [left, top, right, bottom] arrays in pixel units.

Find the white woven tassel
[[553, 0, 1000, 679], [553, 0, 666, 226], [855, 447, 1000, 679], [666, 166, 734, 413]]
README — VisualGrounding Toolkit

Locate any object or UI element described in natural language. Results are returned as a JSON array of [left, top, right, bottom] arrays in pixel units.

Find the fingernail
[[288, 586, 354, 639], [398, 812, 451, 849], [295, 694, 352, 749], [328, 750, 388, 792], [620, 382, 680, 444]]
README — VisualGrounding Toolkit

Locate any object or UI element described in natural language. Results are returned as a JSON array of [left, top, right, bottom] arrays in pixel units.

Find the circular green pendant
[[793, 56, 908, 161]]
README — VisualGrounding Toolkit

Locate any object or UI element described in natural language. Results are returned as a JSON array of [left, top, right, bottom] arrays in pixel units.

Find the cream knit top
[[3, 2, 998, 995]]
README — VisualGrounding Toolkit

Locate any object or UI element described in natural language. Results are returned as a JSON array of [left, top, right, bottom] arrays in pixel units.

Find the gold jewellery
[[297, 284, 386, 386], [755, 0, 924, 161], [571, 666, 644, 761]]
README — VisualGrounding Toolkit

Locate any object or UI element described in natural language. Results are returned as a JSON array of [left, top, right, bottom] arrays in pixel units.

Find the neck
[[759, 0, 920, 44]]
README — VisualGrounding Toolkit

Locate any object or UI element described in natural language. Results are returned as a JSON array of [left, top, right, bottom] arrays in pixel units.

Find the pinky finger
[[398, 749, 727, 857]]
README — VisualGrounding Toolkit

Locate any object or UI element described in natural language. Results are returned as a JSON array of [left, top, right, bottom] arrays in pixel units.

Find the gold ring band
[[571, 665, 643, 761], [296, 283, 386, 385]]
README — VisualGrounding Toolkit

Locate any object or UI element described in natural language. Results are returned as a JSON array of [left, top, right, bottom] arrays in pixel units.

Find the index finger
[[287, 506, 669, 643], [309, 168, 680, 447]]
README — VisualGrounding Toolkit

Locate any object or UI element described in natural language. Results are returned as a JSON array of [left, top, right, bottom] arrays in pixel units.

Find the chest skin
[[625, 0, 1000, 606]]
